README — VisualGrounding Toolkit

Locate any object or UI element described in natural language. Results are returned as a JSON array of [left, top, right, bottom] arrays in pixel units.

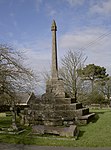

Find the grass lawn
[[0, 109, 111, 147]]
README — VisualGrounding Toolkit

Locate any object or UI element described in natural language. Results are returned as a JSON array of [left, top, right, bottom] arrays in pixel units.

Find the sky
[[0, 0, 111, 92]]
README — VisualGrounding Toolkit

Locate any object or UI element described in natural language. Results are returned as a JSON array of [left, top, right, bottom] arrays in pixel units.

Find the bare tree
[[59, 50, 87, 101], [0, 45, 38, 97], [0, 44, 39, 129]]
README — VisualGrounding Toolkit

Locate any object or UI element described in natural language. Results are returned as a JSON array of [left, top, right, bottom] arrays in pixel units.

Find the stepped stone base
[[21, 77, 95, 138], [75, 108, 89, 116]]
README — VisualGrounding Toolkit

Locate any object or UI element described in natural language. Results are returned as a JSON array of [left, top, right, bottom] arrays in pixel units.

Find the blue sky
[[0, 0, 111, 92]]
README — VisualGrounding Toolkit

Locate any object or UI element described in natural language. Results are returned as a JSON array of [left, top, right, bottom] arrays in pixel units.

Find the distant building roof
[[16, 92, 35, 105]]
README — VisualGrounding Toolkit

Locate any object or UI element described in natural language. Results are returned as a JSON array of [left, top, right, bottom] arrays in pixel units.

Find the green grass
[[0, 116, 12, 128], [0, 109, 111, 147], [0, 113, 6, 117]]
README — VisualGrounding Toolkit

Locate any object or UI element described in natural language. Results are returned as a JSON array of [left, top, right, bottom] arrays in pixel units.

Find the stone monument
[[22, 20, 95, 137]]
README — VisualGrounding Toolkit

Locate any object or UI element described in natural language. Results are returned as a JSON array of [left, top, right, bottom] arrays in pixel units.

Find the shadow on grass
[[78, 112, 103, 138], [77, 130, 85, 139], [0, 118, 12, 128], [90, 114, 99, 123], [89, 110, 106, 124]]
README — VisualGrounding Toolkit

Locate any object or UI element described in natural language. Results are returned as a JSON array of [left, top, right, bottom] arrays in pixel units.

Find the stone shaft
[[51, 20, 58, 79]]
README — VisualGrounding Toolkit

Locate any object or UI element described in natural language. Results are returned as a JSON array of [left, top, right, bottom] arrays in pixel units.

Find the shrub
[[78, 91, 105, 106]]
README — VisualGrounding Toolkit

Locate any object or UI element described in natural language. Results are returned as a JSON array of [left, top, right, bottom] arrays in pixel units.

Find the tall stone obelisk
[[51, 20, 58, 79]]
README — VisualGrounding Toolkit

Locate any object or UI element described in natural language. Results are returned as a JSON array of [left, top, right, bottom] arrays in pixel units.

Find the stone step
[[54, 104, 70, 111], [53, 103, 82, 111], [70, 103, 82, 110], [33, 109, 75, 120], [75, 108, 89, 116], [71, 98, 76, 103], [55, 98, 71, 104], [54, 110, 75, 119], [32, 104, 55, 110], [54, 104, 79, 110], [77, 113, 95, 124], [31, 103, 83, 111], [78, 113, 95, 120]]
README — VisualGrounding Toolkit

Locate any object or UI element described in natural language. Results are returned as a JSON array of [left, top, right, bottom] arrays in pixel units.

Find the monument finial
[[51, 20, 57, 31]]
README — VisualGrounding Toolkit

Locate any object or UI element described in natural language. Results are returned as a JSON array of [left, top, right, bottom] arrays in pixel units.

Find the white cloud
[[90, 0, 111, 16], [24, 48, 50, 72], [59, 27, 111, 75], [65, 0, 85, 6], [11, 37, 51, 73], [59, 28, 105, 50]]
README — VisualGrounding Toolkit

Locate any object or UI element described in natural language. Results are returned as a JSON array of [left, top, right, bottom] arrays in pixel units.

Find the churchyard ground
[[0, 108, 111, 147]]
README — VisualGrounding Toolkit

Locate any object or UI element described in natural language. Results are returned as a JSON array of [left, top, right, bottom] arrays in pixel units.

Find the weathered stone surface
[[55, 98, 71, 104], [32, 125, 78, 137], [60, 125, 78, 137], [46, 78, 65, 98], [78, 113, 95, 124], [51, 20, 58, 79], [70, 103, 82, 110], [32, 125, 45, 134], [75, 108, 89, 116]]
